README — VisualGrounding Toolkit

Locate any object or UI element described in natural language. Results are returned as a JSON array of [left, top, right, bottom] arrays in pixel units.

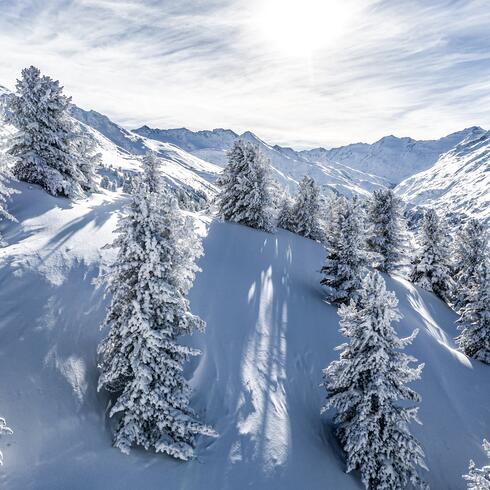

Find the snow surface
[[0, 182, 489, 489]]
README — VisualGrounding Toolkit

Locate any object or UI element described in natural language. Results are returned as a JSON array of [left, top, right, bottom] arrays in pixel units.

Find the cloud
[[1, 0, 490, 148]]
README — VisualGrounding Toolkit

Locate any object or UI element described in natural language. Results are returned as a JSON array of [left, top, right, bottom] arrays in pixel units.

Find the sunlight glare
[[257, 0, 355, 57]]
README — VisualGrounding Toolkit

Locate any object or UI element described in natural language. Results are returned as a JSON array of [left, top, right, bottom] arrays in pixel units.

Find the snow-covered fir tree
[[100, 175, 110, 189], [290, 175, 323, 241], [410, 208, 453, 303], [277, 192, 296, 232], [141, 151, 161, 193], [97, 157, 216, 460], [366, 189, 410, 273], [74, 131, 101, 192], [6, 66, 88, 197], [122, 174, 133, 194], [463, 439, 490, 489], [452, 219, 489, 312], [456, 259, 490, 364], [323, 271, 427, 490], [216, 139, 273, 232], [321, 196, 369, 303], [0, 417, 12, 465], [0, 156, 18, 247]]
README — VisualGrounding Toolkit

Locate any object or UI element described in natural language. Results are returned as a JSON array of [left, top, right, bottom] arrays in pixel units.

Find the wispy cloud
[[1, 0, 490, 147]]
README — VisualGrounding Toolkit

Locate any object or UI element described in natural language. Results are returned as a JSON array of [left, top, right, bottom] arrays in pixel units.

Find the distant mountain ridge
[[134, 124, 485, 184], [300, 127, 485, 183]]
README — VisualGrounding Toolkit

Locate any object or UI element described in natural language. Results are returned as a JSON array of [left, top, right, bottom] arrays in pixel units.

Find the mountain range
[[1, 85, 488, 225], [73, 105, 489, 225]]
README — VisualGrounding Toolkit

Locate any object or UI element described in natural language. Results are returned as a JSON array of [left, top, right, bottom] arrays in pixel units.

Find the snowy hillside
[[0, 183, 488, 489], [86, 125, 219, 202], [72, 106, 221, 194], [0, 98, 220, 204], [395, 130, 490, 226], [134, 125, 390, 197], [133, 125, 238, 165], [300, 127, 486, 184]]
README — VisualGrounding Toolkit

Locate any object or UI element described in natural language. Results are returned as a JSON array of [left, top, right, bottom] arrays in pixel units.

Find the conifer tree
[[74, 131, 101, 192], [122, 174, 133, 194], [367, 189, 410, 273], [456, 260, 490, 364], [0, 156, 18, 247], [321, 196, 369, 303], [410, 208, 453, 303], [6, 66, 90, 197], [141, 151, 161, 193], [464, 439, 490, 489], [100, 176, 110, 190], [290, 175, 323, 241], [277, 192, 295, 232], [452, 219, 489, 312], [97, 157, 216, 460], [0, 417, 12, 466], [323, 271, 427, 490], [217, 139, 273, 231]]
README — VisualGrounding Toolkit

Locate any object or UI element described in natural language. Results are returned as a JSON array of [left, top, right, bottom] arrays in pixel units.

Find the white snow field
[[0, 182, 489, 489]]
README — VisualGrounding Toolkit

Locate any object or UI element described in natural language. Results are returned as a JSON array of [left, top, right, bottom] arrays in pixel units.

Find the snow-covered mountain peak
[[300, 127, 487, 184], [395, 128, 490, 226]]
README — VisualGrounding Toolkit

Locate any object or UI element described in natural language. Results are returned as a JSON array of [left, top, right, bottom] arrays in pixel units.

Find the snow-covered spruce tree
[[97, 158, 216, 460], [277, 192, 296, 232], [122, 174, 133, 194], [74, 130, 101, 192], [6, 66, 86, 197], [0, 156, 18, 247], [290, 175, 323, 241], [410, 208, 453, 303], [0, 417, 12, 465], [456, 260, 490, 364], [100, 175, 110, 190], [216, 139, 273, 231], [452, 219, 489, 312], [367, 189, 410, 273], [464, 439, 490, 489], [321, 196, 369, 304], [140, 151, 162, 193], [323, 271, 427, 490]]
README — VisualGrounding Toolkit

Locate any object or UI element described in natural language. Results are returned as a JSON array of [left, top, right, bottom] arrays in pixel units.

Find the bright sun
[[256, 0, 355, 57]]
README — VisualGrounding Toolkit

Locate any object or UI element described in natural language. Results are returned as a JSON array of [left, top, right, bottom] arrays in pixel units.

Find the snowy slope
[[395, 130, 490, 226], [300, 127, 486, 184], [0, 183, 488, 489], [134, 125, 390, 197], [0, 98, 220, 203], [85, 124, 219, 200], [134, 125, 238, 165]]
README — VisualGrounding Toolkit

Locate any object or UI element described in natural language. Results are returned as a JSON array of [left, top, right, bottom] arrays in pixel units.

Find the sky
[[1, 0, 490, 149]]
